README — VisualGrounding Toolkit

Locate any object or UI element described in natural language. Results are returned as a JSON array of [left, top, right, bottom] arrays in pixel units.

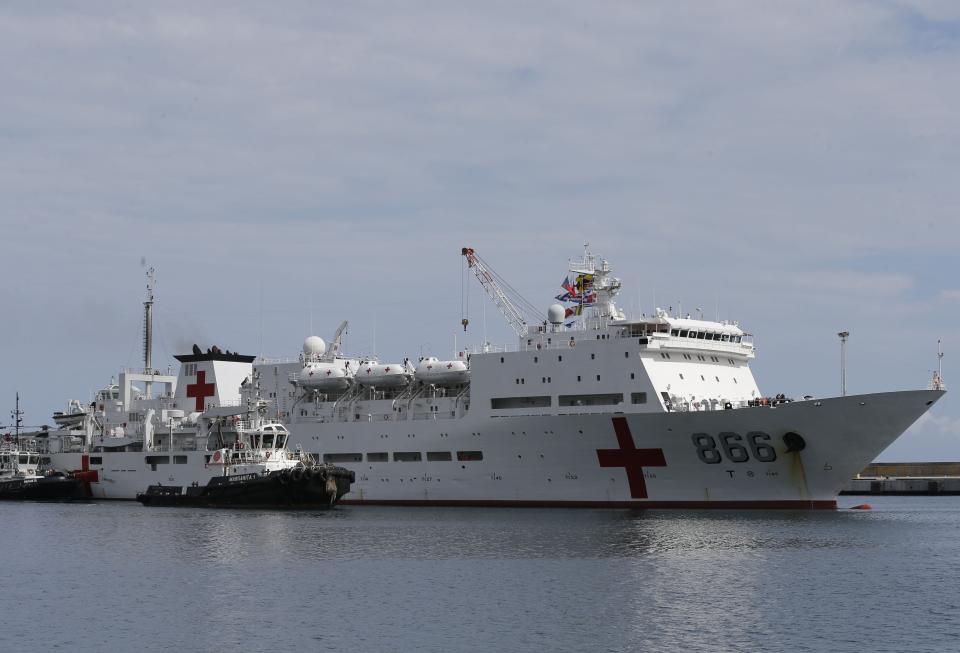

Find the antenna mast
[[11, 392, 24, 446], [143, 265, 155, 398], [461, 247, 543, 337], [932, 339, 946, 391]]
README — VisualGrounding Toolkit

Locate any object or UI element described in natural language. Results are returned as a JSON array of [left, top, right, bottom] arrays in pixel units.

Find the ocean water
[[1, 497, 958, 653]]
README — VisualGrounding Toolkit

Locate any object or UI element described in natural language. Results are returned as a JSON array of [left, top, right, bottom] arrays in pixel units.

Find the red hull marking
[[338, 499, 839, 510], [76, 455, 99, 483], [186, 370, 215, 411], [596, 417, 666, 499]]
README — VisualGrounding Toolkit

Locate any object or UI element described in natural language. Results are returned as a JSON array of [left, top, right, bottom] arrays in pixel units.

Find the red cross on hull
[[596, 417, 667, 499], [186, 370, 216, 412]]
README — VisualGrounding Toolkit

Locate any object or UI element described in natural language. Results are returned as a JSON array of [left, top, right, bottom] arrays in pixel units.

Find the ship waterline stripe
[[338, 499, 839, 509]]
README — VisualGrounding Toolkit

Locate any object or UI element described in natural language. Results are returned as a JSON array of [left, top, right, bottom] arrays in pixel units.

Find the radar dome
[[547, 304, 566, 325], [303, 336, 327, 357]]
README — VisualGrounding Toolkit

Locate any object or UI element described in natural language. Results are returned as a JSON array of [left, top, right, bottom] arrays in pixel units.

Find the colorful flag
[[561, 276, 576, 296], [575, 273, 594, 295]]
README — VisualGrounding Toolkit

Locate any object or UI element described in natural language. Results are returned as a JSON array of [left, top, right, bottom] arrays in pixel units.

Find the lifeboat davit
[[414, 357, 469, 385], [356, 362, 411, 388], [297, 362, 353, 391]]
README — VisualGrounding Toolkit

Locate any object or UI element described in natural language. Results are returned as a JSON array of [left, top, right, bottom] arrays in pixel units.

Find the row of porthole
[[677, 372, 739, 384], [310, 431, 461, 441], [503, 352, 602, 365]]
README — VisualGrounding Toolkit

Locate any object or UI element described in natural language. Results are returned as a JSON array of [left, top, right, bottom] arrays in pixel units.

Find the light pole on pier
[[838, 331, 849, 396]]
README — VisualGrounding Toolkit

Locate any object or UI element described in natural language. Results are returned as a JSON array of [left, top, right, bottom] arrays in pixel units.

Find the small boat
[[52, 399, 89, 429], [136, 462, 355, 508], [414, 356, 470, 385], [0, 441, 88, 501], [356, 361, 413, 388]]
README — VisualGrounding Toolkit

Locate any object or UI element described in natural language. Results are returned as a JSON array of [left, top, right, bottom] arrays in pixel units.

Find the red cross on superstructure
[[596, 417, 667, 499], [186, 370, 216, 412]]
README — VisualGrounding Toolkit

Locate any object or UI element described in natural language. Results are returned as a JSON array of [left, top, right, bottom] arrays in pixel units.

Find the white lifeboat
[[298, 362, 353, 390], [415, 357, 470, 385], [357, 362, 411, 388]]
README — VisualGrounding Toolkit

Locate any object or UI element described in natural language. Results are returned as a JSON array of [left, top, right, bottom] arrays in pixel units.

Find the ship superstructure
[[254, 248, 944, 508]]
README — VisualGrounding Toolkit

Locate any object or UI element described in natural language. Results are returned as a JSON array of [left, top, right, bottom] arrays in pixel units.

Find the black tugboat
[[1, 394, 88, 501], [0, 466, 89, 501], [136, 462, 355, 508]]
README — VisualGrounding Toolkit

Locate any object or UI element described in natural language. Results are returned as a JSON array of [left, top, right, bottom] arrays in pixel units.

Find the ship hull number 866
[[691, 432, 778, 464]]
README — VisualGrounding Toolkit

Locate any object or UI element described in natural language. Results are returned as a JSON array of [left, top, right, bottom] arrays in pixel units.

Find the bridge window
[[631, 392, 647, 404], [559, 393, 624, 407], [427, 451, 452, 461], [457, 451, 483, 461], [324, 453, 363, 462], [671, 329, 679, 336], [173, 456, 188, 464], [90, 457, 102, 465], [680, 330, 688, 337], [367, 452, 388, 462], [491, 396, 551, 409], [393, 452, 422, 462]]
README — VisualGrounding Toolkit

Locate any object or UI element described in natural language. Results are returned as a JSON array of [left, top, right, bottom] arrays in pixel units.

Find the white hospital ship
[[252, 248, 944, 508]]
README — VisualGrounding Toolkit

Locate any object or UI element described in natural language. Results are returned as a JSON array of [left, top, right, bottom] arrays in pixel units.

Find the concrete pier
[[841, 462, 960, 495]]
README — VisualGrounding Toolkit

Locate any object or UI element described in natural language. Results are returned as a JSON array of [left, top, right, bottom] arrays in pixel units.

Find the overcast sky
[[1, 1, 958, 460]]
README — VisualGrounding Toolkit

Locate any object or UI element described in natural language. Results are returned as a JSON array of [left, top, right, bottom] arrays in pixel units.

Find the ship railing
[[667, 398, 789, 413], [121, 367, 176, 376], [658, 339, 754, 355], [149, 443, 201, 452], [1, 440, 40, 454], [255, 356, 302, 365], [411, 411, 458, 421]]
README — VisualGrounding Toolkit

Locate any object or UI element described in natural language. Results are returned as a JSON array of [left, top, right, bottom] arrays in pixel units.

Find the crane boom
[[462, 247, 538, 336]]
